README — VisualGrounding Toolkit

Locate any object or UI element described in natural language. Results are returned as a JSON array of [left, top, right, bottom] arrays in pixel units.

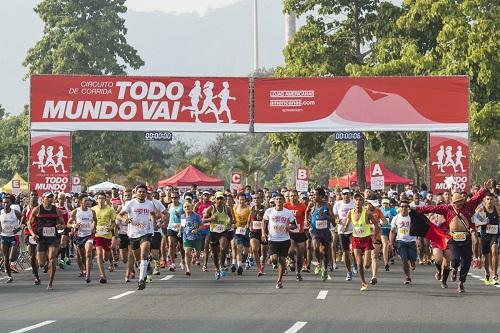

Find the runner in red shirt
[[284, 190, 308, 282]]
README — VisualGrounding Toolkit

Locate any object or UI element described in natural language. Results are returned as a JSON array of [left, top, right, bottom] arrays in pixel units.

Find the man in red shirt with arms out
[[414, 179, 494, 293]]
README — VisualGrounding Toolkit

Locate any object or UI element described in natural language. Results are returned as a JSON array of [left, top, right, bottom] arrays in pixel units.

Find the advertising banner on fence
[[30, 131, 71, 195], [31, 75, 250, 132], [429, 132, 469, 192], [253, 76, 468, 132]]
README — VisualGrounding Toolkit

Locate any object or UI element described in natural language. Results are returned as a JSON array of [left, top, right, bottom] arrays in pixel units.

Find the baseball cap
[[381, 198, 390, 205], [367, 199, 380, 207], [215, 191, 224, 199], [43, 192, 54, 198], [341, 188, 351, 194], [203, 190, 210, 195]]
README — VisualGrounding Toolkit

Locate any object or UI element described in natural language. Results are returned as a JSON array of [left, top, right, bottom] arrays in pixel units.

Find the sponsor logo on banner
[[370, 162, 385, 190], [11, 180, 20, 195], [31, 75, 250, 132], [30, 132, 71, 195], [430, 132, 469, 192], [253, 77, 468, 132], [296, 168, 309, 192], [71, 175, 81, 193], [230, 172, 242, 191]]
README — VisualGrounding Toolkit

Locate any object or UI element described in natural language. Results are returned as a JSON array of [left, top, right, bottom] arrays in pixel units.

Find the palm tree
[[127, 160, 165, 187], [233, 156, 264, 188]]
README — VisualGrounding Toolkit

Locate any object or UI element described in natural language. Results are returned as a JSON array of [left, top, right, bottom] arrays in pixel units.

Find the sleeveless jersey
[[351, 208, 371, 238], [36, 204, 59, 239], [1, 209, 20, 237], [75, 208, 94, 237]]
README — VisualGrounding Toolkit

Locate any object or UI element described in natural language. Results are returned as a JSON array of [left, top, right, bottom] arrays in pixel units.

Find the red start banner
[[30, 131, 71, 195], [429, 132, 469, 192], [31, 75, 250, 132], [253, 76, 468, 132]]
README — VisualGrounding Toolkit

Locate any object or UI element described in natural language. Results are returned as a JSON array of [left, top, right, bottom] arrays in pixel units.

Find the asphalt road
[[1, 256, 500, 333]]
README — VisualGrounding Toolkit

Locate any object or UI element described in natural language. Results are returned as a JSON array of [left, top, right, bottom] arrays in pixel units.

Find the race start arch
[[29, 75, 469, 193]]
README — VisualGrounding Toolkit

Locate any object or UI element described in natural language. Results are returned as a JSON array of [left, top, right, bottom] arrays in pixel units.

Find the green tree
[[126, 160, 165, 187], [0, 106, 29, 180], [347, 0, 500, 143], [23, 0, 144, 76]]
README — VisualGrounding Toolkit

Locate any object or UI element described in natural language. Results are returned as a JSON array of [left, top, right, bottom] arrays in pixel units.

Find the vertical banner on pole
[[230, 172, 242, 192], [296, 168, 309, 192], [30, 131, 71, 195], [369, 162, 385, 190], [11, 180, 21, 195], [429, 132, 469, 192]]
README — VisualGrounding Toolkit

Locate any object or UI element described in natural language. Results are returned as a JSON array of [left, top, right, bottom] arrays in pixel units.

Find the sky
[[127, 0, 245, 16]]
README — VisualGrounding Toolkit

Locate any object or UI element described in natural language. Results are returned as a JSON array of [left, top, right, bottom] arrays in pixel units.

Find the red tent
[[329, 163, 413, 188], [157, 165, 224, 188]]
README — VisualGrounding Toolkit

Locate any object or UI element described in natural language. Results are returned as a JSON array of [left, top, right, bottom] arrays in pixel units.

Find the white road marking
[[161, 275, 174, 281], [24, 268, 33, 271], [284, 321, 307, 333], [467, 272, 500, 288], [327, 274, 332, 280], [108, 291, 136, 300], [9, 320, 56, 333], [316, 290, 328, 299]]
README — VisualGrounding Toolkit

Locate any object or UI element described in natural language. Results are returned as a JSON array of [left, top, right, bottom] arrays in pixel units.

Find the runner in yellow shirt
[[92, 192, 116, 283]]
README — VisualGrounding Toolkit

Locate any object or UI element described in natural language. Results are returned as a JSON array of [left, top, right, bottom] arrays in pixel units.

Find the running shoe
[[237, 266, 243, 275], [384, 264, 390, 272], [404, 277, 412, 285], [153, 267, 160, 276], [58, 260, 65, 269], [185, 271, 191, 276], [10, 263, 20, 273], [5, 277, 13, 284], [484, 275, 490, 286], [64, 257, 71, 265], [321, 268, 328, 282], [168, 263, 175, 272], [220, 270, 227, 277], [457, 282, 465, 293], [79, 271, 85, 278], [33, 277, 41, 285], [202, 265, 208, 272], [493, 276, 499, 285], [248, 257, 254, 268], [451, 269, 457, 282], [231, 264, 237, 273], [99, 276, 107, 284], [137, 279, 146, 290], [214, 271, 221, 280], [195, 259, 201, 266], [435, 271, 442, 281], [296, 273, 303, 282], [179, 262, 184, 271], [86, 277, 91, 283], [370, 277, 378, 285], [124, 277, 130, 283], [275, 281, 283, 289], [257, 270, 265, 277], [272, 263, 278, 270], [352, 266, 358, 274], [145, 275, 153, 283], [328, 264, 334, 272], [108, 265, 115, 273], [130, 270, 136, 279], [440, 281, 448, 289], [360, 283, 368, 291], [43, 265, 49, 273], [314, 265, 321, 275], [346, 272, 352, 281]]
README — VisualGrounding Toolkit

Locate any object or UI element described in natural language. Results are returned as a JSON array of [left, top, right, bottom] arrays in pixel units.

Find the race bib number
[[96, 226, 108, 236], [353, 226, 367, 237], [399, 227, 409, 236], [79, 222, 92, 233], [272, 224, 286, 232], [180, 219, 187, 227], [170, 223, 180, 232], [316, 220, 328, 230], [57, 229, 64, 234], [236, 227, 247, 235], [42, 227, 56, 237], [212, 224, 225, 233], [452, 232, 467, 242], [252, 221, 262, 230], [486, 225, 498, 235]]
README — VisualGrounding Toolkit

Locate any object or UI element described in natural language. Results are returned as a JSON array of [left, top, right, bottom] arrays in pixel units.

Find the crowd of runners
[[0, 179, 498, 294]]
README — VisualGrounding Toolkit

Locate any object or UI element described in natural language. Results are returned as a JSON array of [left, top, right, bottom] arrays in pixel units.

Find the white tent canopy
[[88, 181, 125, 192]]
